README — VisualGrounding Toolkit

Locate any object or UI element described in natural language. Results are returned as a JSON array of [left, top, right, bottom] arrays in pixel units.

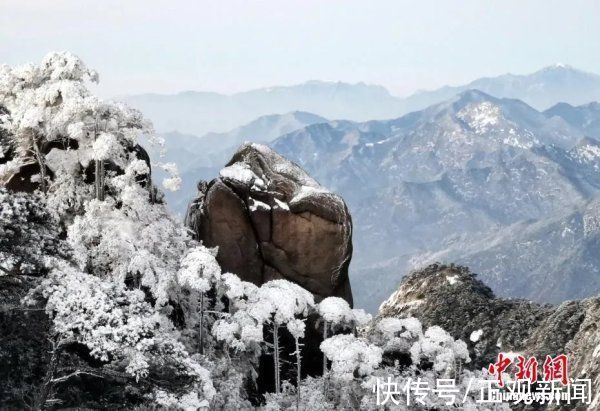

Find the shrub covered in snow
[[320, 334, 383, 380]]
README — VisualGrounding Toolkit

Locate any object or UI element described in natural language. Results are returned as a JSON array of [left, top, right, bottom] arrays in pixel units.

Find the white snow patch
[[469, 329, 483, 343], [251, 177, 266, 190], [45, 148, 80, 175], [274, 198, 289, 211], [320, 334, 382, 380], [249, 198, 270, 212], [160, 162, 181, 191], [377, 317, 422, 339], [446, 275, 459, 285], [576, 144, 600, 162], [318, 297, 353, 324], [220, 163, 257, 185], [457, 102, 501, 134], [593, 343, 600, 358], [502, 135, 533, 149], [291, 185, 329, 203]]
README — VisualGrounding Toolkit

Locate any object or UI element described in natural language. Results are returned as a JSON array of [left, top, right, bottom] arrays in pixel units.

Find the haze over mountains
[[123, 64, 600, 136], [129, 65, 600, 312], [123, 81, 401, 136], [405, 64, 600, 113]]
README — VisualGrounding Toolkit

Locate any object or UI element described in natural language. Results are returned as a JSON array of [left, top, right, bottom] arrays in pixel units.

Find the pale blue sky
[[1, 0, 599, 97]]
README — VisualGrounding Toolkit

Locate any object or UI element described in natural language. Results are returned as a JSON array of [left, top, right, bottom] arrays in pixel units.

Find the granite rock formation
[[186, 143, 353, 305]]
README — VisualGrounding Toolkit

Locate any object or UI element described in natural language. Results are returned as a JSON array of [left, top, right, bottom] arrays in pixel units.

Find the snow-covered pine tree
[[177, 245, 223, 354], [213, 277, 315, 394], [317, 296, 371, 375], [286, 318, 306, 409]]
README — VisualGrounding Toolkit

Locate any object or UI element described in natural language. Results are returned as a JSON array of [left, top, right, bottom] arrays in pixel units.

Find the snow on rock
[[290, 185, 329, 204], [45, 147, 80, 175], [593, 344, 600, 358], [249, 143, 320, 188], [273, 198, 289, 211], [220, 162, 259, 185], [377, 262, 600, 403], [249, 198, 270, 212], [186, 143, 354, 381]]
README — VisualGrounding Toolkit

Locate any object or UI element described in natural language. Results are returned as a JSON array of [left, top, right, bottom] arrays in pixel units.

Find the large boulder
[[186, 143, 353, 305]]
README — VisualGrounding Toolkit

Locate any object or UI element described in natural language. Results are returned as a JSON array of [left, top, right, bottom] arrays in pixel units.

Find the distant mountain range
[[122, 81, 400, 136], [544, 101, 600, 139], [404, 64, 600, 113], [271, 90, 600, 312], [123, 65, 600, 136]]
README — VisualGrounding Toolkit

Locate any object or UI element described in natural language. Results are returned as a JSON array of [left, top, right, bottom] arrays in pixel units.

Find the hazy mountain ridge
[[123, 65, 600, 136], [544, 101, 600, 140], [122, 81, 401, 135], [271, 90, 600, 312], [406, 64, 600, 112]]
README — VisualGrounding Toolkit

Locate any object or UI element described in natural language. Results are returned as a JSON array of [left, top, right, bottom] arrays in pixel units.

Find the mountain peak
[[455, 89, 496, 103], [545, 101, 575, 112], [541, 63, 574, 71], [533, 63, 598, 79], [446, 89, 504, 117], [576, 135, 600, 148]]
